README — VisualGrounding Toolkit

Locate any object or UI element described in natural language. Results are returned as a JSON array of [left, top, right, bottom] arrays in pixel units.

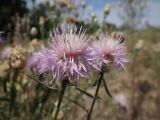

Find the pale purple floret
[[91, 34, 127, 70], [28, 45, 56, 74]]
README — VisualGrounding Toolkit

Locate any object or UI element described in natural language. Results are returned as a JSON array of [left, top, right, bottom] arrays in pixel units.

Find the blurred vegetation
[[117, 0, 147, 29], [0, 0, 28, 34], [0, 0, 160, 120]]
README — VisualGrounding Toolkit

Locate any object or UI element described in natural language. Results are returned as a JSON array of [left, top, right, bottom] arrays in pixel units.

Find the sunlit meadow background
[[0, 0, 160, 120]]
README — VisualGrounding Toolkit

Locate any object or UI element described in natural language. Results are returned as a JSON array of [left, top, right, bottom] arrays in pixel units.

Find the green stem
[[51, 80, 68, 120], [87, 71, 104, 120], [10, 70, 19, 113]]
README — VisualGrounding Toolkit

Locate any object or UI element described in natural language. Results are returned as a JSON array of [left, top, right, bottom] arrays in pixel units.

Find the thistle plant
[[87, 33, 127, 120], [28, 26, 127, 120]]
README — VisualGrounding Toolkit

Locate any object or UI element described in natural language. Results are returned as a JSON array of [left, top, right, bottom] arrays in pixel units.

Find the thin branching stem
[[87, 71, 104, 120], [27, 74, 57, 90], [51, 79, 68, 120], [69, 82, 101, 100], [10, 70, 19, 113]]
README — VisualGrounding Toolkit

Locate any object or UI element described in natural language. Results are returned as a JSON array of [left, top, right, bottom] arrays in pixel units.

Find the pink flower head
[[91, 34, 127, 70], [48, 27, 95, 80], [28, 27, 95, 81]]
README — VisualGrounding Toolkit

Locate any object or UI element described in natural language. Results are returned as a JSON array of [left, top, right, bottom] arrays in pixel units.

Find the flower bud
[[39, 16, 45, 26], [66, 16, 79, 24], [103, 4, 111, 15], [91, 13, 96, 19], [30, 27, 38, 36]]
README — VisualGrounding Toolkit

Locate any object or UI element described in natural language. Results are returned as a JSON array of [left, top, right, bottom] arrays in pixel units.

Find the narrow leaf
[[69, 81, 101, 100], [65, 97, 88, 113], [27, 74, 57, 90], [75, 87, 101, 100], [102, 78, 112, 97]]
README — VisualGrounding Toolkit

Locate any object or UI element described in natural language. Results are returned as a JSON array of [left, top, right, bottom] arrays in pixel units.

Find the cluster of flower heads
[[28, 26, 127, 82]]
